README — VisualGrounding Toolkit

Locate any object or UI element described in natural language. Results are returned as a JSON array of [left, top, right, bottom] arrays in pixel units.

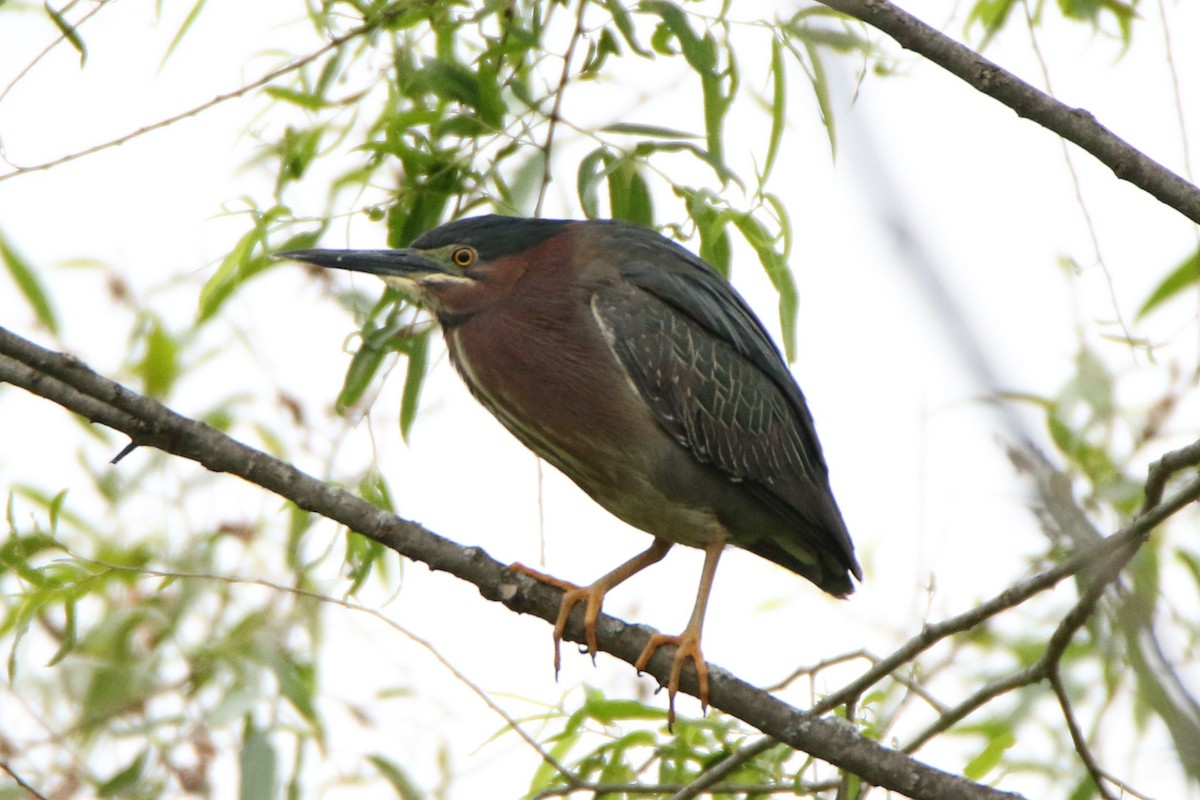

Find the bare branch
[[1143, 438, 1200, 512], [0, 9, 408, 184], [1010, 441, 1200, 776], [817, 0, 1200, 225], [1049, 670, 1116, 800]]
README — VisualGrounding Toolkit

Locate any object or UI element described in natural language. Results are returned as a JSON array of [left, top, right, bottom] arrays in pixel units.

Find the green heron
[[283, 215, 860, 721]]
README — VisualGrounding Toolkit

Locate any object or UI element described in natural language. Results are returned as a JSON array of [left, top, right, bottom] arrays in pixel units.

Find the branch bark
[[4, 325, 1199, 797], [0, 324, 1029, 800], [818, 0, 1200, 225]]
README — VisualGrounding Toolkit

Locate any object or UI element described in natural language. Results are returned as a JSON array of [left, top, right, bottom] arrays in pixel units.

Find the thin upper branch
[[0, 9, 406, 184], [817, 0, 1200, 225]]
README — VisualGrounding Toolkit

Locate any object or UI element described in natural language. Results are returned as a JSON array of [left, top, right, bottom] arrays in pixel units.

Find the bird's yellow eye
[[451, 246, 476, 268]]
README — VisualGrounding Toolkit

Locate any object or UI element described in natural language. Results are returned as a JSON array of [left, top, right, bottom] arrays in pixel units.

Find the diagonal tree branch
[[818, 0, 1200, 225], [0, 324, 1028, 800], [3, 324, 1199, 798]]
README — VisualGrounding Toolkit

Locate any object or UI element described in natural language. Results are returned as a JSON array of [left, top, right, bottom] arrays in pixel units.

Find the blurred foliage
[[1, 0, 1198, 798], [966, 0, 1139, 48]]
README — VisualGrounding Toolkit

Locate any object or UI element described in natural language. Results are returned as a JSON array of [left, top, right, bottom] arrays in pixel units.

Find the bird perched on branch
[[283, 215, 860, 722]]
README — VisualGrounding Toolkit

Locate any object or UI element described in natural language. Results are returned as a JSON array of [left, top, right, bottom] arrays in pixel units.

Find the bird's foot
[[507, 563, 605, 676], [634, 630, 709, 728]]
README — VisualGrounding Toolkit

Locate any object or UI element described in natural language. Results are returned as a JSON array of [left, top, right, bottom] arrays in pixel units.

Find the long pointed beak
[[277, 248, 450, 279]]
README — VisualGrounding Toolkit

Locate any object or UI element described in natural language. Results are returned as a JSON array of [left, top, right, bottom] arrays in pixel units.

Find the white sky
[[1, 1, 1198, 797]]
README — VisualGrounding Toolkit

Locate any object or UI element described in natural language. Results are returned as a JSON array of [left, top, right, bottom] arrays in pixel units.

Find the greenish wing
[[592, 263, 856, 571]]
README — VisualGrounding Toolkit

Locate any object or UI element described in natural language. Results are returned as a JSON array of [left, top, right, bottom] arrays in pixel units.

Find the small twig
[[668, 736, 777, 800], [532, 780, 830, 799], [1142, 438, 1200, 512], [533, 0, 588, 217], [766, 649, 875, 692], [769, 649, 948, 716], [0, 8, 407, 183], [1049, 669, 1116, 800], [812, 454, 1200, 721], [903, 543, 1137, 759], [0, 0, 111, 110], [1019, 0, 1134, 359], [0, 760, 50, 800]]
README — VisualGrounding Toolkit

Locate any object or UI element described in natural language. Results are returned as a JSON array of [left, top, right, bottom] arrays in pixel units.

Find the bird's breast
[[442, 304, 728, 547]]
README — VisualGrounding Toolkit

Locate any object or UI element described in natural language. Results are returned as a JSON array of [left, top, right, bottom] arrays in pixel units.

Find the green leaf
[[240, 718, 278, 800], [577, 147, 614, 219], [500, 149, 546, 216], [97, 749, 150, 796], [803, 39, 836, 158], [266, 650, 321, 733], [197, 225, 272, 324], [421, 58, 504, 128], [1137, 247, 1200, 319], [45, 598, 77, 666], [134, 315, 181, 399], [966, 0, 1019, 46], [602, 122, 700, 139], [368, 754, 425, 799], [399, 329, 431, 442], [0, 229, 59, 334], [640, 1, 732, 170], [344, 531, 388, 595], [265, 86, 328, 110], [962, 729, 1016, 781], [732, 212, 797, 360], [604, 0, 651, 56], [607, 159, 654, 227], [336, 340, 388, 411], [762, 38, 786, 183], [44, 2, 87, 65], [360, 471, 396, 514], [159, 0, 207, 69]]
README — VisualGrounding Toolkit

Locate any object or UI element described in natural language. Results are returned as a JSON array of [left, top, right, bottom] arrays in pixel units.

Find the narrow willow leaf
[[45, 599, 77, 667], [0, 230, 59, 334], [762, 38, 786, 183], [604, 0, 651, 56], [602, 122, 700, 139], [1137, 247, 1200, 319], [962, 729, 1016, 781], [135, 316, 181, 399], [577, 147, 614, 219], [399, 330, 430, 442], [97, 750, 149, 796], [625, 168, 654, 227], [197, 228, 260, 323], [265, 86, 328, 110], [159, 0, 208, 69], [368, 755, 425, 800], [803, 40, 836, 158], [733, 213, 797, 360], [344, 532, 387, 594], [336, 339, 387, 411], [239, 718, 278, 800], [44, 2, 87, 65]]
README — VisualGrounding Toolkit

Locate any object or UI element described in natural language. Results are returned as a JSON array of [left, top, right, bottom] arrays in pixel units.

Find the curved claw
[[552, 585, 606, 673], [634, 630, 709, 727], [507, 563, 606, 676]]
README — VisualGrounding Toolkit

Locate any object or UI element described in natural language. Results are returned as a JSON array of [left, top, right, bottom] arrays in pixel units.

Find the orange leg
[[634, 537, 724, 726], [510, 538, 673, 675]]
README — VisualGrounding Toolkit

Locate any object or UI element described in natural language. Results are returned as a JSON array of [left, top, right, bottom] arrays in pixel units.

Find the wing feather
[[591, 241, 859, 579]]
